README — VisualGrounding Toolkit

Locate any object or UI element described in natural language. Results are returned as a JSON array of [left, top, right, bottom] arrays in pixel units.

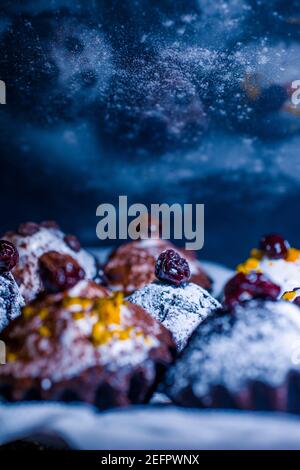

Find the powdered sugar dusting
[[128, 281, 220, 351], [165, 300, 300, 400], [55, 304, 160, 380], [255, 257, 300, 295], [0, 273, 24, 332]]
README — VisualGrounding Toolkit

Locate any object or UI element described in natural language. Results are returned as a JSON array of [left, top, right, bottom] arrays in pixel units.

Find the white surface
[[1, 403, 300, 449], [129, 282, 220, 351]]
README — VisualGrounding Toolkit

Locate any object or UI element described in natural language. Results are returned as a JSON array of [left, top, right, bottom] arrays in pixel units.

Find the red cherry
[[39, 251, 85, 294], [224, 272, 280, 310], [259, 234, 290, 259], [155, 249, 191, 286], [0, 240, 19, 272]]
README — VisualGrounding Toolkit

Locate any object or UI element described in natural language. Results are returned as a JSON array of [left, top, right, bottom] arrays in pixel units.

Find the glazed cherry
[[155, 249, 191, 286], [0, 240, 19, 272], [64, 234, 81, 253], [224, 272, 281, 310], [39, 251, 85, 294], [259, 234, 290, 259]]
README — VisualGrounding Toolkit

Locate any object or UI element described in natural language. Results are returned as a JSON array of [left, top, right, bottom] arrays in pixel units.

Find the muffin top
[[128, 248, 219, 350], [3, 221, 97, 302], [0, 240, 24, 332], [165, 299, 300, 401], [0, 272, 24, 332], [129, 281, 220, 351], [0, 280, 173, 384]]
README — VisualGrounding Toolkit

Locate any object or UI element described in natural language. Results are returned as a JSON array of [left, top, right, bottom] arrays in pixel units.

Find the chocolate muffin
[[104, 239, 212, 295], [3, 221, 98, 303], [0, 240, 24, 332], [128, 250, 220, 351], [0, 283, 174, 409], [164, 272, 300, 412]]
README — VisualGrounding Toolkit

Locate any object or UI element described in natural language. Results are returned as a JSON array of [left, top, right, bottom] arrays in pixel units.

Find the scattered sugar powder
[[0, 273, 24, 332], [165, 300, 300, 399], [58, 303, 160, 380], [128, 281, 220, 351]]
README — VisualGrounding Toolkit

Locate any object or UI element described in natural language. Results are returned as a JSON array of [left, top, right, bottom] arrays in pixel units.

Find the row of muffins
[[0, 220, 215, 409], [1, 222, 300, 413]]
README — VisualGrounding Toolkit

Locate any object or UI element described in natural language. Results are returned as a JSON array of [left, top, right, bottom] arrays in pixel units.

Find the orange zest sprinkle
[[39, 326, 51, 337], [237, 257, 260, 274], [250, 248, 263, 260], [285, 248, 300, 263]]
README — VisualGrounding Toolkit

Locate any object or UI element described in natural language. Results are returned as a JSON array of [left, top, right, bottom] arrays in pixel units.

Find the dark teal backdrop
[[1, 0, 300, 267]]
